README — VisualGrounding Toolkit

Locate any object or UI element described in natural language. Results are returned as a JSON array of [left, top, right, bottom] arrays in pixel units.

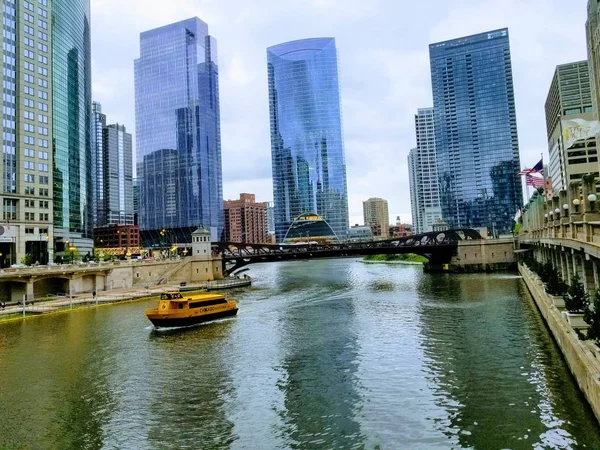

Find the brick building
[[223, 194, 268, 243]]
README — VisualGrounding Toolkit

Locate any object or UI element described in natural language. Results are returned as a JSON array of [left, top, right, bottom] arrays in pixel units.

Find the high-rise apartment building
[[135, 18, 223, 244], [267, 38, 349, 242], [545, 61, 597, 193], [363, 198, 389, 237], [52, 0, 93, 256], [223, 193, 268, 244], [408, 108, 442, 234], [91, 101, 106, 227], [429, 29, 521, 235]]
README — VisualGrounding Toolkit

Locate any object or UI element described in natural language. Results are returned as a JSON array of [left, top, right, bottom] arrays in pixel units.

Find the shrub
[[563, 274, 589, 313], [585, 290, 600, 346], [546, 270, 567, 296], [20, 253, 32, 266]]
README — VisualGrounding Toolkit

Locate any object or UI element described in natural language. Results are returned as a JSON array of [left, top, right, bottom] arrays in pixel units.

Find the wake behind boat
[[145, 291, 238, 328]]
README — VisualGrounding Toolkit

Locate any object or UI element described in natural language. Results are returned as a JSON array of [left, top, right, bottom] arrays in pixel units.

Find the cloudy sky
[[91, 0, 589, 226]]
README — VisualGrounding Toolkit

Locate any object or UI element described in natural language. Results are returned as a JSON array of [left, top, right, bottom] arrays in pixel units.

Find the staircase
[[155, 258, 190, 285]]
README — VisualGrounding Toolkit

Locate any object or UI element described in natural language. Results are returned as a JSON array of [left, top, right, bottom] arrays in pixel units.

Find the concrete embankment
[[519, 263, 600, 423], [0, 277, 251, 323]]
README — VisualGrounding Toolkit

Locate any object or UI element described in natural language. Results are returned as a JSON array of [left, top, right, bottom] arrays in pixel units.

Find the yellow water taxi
[[145, 291, 238, 328]]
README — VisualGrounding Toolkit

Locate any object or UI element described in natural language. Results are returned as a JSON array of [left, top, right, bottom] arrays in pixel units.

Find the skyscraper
[[429, 29, 521, 234], [267, 38, 349, 242], [408, 108, 442, 234], [587, 1, 600, 119], [52, 0, 93, 255], [134, 18, 223, 243], [0, 0, 87, 266], [545, 61, 597, 194], [91, 101, 106, 228]]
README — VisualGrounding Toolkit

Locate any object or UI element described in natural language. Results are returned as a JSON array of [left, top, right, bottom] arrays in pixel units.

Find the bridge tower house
[[191, 227, 211, 259]]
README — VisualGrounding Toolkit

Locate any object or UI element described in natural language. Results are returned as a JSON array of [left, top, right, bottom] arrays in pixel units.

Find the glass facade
[[52, 0, 92, 248], [430, 29, 521, 235], [134, 18, 223, 242], [267, 38, 349, 242]]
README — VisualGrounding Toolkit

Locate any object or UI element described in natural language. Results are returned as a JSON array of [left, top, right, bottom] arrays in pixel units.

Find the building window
[[3, 199, 17, 220]]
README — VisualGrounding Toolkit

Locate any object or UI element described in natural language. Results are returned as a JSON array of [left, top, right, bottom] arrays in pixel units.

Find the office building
[[223, 193, 268, 244], [0, 0, 82, 268], [587, 1, 600, 118], [267, 38, 349, 242], [430, 29, 521, 234], [408, 108, 442, 234], [545, 61, 597, 193], [53, 0, 93, 257], [135, 18, 223, 245], [363, 198, 389, 237]]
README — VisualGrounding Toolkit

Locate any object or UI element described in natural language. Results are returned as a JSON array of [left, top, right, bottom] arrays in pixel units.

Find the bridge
[[212, 228, 485, 275]]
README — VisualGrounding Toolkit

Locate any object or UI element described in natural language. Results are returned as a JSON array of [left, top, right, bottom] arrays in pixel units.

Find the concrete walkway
[[0, 277, 252, 318]]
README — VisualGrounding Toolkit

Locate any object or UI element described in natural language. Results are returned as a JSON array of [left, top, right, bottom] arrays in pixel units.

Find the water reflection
[[416, 273, 600, 449], [1, 261, 600, 449], [274, 261, 366, 449]]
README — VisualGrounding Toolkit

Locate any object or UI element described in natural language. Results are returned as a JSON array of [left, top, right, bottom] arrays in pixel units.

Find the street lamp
[[588, 194, 597, 212], [573, 198, 581, 213], [563, 203, 569, 217], [68, 245, 76, 264]]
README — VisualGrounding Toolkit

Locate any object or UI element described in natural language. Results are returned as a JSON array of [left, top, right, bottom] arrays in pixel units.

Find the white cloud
[[91, 0, 590, 226]]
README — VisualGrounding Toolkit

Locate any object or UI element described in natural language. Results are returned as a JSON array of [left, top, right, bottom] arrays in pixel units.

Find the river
[[1, 259, 599, 449]]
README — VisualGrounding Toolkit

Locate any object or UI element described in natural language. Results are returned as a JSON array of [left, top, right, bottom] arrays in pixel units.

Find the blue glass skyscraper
[[429, 29, 521, 235], [134, 18, 222, 243], [267, 38, 349, 241]]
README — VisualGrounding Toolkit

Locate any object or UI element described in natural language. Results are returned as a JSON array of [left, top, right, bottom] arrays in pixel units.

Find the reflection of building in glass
[[430, 29, 521, 234], [408, 108, 442, 234], [283, 213, 339, 244], [268, 38, 349, 242], [135, 18, 223, 244], [363, 197, 389, 237], [545, 61, 598, 194], [53, 0, 93, 256], [223, 193, 268, 243], [587, 2, 600, 119]]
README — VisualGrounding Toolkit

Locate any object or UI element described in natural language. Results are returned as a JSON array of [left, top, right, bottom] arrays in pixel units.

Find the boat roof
[[165, 294, 226, 303]]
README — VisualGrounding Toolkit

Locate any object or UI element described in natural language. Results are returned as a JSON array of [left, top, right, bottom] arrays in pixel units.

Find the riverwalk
[[0, 277, 251, 320]]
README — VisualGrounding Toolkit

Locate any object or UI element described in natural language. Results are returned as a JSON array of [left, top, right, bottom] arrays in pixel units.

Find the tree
[[585, 290, 600, 346], [564, 274, 589, 313], [546, 269, 566, 296], [21, 253, 32, 266]]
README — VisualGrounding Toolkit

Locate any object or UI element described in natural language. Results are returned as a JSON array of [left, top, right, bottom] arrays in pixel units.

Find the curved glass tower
[[135, 18, 223, 243], [267, 38, 349, 242], [52, 0, 92, 251]]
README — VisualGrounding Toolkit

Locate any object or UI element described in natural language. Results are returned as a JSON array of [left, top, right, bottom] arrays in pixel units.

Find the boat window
[[178, 303, 184, 309], [189, 299, 227, 308]]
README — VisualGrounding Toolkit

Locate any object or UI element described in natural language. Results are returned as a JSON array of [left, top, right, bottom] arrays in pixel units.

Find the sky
[[91, 0, 589, 227]]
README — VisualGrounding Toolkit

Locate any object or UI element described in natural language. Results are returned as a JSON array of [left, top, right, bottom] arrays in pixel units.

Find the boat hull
[[148, 308, 238, 329]]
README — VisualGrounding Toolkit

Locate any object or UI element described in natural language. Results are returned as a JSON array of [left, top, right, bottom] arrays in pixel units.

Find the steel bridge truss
[[212, 228, 483, 275]]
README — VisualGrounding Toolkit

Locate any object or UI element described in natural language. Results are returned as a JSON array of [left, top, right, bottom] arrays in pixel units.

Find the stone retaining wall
[[519, 263, 600, 423]]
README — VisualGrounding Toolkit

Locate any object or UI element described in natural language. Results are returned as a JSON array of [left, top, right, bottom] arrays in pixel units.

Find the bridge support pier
[[26, 278, 34, 301]]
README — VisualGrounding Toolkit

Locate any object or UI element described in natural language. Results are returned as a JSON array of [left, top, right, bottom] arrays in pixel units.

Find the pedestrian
[[0, 301, 5, 309]]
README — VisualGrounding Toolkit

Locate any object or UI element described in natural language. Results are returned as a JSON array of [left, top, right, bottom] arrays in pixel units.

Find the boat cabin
[[156, 292, 229, 313]]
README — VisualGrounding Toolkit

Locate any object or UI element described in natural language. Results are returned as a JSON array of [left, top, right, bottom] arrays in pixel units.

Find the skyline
[[91, 0, 589, 226]]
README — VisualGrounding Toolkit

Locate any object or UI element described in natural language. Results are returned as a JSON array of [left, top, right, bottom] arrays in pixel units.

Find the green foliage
[[63, 249, 81, 263], [20, 253, 32, 266], [546, 269, 567, 296], [585, 290, 600, 345], [363, 254, 428, 263], [563, 274, 589, 313]]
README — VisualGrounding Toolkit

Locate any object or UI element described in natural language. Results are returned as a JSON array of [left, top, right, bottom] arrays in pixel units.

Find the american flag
[[518, 159, 544, 176], [526, 174, 544, 188]]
